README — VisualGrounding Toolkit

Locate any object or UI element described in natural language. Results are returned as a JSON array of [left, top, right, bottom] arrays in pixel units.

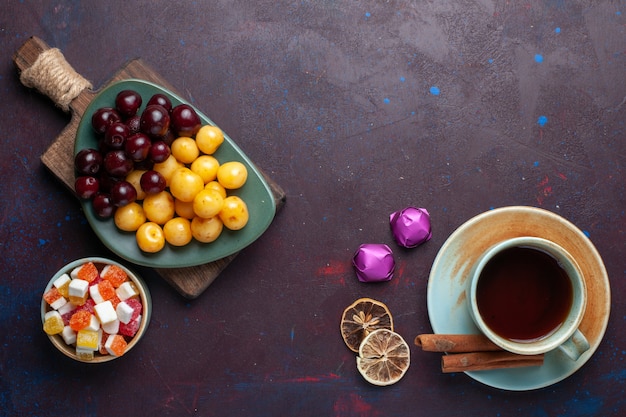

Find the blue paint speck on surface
[[488, 58, 494, 64], [399, 76, 405, 82], [383, 98, 390, 104], [583, 230, 590, 237], [534, 54, 544, 63], [534, 161, 540, 167], [365, 12, 371, 18], [429, 86, 440, 96], [316, 126, 322, 131], [538, 115, 548, 126], [555, 27, 561, 33], [558, 396, 604, 417], [601, 368, 626, 382]]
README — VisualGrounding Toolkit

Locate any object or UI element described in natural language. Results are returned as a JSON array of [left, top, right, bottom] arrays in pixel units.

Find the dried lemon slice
[[356, 328, 410, 386], [340, 298, 394, 352]]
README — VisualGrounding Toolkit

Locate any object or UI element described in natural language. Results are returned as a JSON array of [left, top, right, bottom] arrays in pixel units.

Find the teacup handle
[[558, 329, 590, 361]]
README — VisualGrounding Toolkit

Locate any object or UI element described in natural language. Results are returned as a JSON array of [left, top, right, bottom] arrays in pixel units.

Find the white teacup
[[467, 237, 589, 360]]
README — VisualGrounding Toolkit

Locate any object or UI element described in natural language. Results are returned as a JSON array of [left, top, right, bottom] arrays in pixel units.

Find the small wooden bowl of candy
[[41, 257, 151, 363]]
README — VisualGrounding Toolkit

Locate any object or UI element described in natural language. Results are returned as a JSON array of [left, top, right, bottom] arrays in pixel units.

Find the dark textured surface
[[1, 1, 624, 416]]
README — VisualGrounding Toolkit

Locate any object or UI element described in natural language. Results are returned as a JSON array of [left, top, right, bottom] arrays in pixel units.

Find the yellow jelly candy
[[43, 311, 64, 335], [76, 347, 95, 361], [53, 274, 71, 298], [76, 329, 100, 351]]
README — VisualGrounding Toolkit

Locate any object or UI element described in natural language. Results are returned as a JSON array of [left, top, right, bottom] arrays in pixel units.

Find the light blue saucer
[[427, 206, 610, 391]]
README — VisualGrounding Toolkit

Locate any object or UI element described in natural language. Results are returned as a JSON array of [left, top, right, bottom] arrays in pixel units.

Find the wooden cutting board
[[14, 36, 285, 299]]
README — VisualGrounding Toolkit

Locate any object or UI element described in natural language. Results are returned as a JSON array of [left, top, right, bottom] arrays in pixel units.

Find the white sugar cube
[[70, 263, 95, 280], [68, 279, 89, 298], [44, 310, 62, 321], [61, 325, 77, 345], [49, 295, 67, 310], [94, 301, 117, 325], [53, 273, 71, 290], [57, 301, 76, 316], [84, 314, 100, 331], [75, 346, 94, 361], [102, 319, 120, 335], [115, 282, 137, 301], [104, 335, 126, 356], [116, 301, 134, 324], [89, 284, 105, 304]]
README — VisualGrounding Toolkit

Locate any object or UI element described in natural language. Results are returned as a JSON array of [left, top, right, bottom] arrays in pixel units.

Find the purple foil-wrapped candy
[[389, 207, 432, 248], [352, 243, 395, 283]]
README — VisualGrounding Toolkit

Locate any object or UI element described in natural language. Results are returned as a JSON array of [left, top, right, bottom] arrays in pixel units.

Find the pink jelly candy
[[119, 315, 142, 337], [124, 298, 143, 319], [75, 298, 96, 315]]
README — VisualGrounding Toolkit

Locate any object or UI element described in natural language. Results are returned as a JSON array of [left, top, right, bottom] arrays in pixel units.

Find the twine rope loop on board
[[20, 48, 92, 112]]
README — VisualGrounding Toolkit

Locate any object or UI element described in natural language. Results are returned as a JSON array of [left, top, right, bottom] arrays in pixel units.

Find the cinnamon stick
[[414, 334, 501, 353], [415, 334, 544, 372], [441, 351, 544, 373]]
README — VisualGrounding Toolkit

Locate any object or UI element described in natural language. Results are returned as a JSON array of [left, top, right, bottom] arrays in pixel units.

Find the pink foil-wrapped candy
[[352, 244, 395, 283], [389, 207, 432, 248]]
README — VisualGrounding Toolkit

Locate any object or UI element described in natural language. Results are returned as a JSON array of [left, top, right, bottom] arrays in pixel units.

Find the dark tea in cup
[[475, 246, 573, 342], [467, 237, 589, 359]]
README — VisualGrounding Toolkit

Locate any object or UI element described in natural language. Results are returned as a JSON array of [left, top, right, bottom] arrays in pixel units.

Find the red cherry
[[110, 180, 137, 207], [74, 176, 100, 199], [104, 122, 129, 150], [140, 105, 170, 138], [75, 148, 103, 175], [125, 133, 152, 162], [170, 104, 201, 137], [92, 193, 115, 218], [104, 150, 134, 177], [92, 107, 121, 136], [149, 141, 171, 163], [115, 90, 142, 118], [140, 170, 166, 194], [147, 94, 172, 113]]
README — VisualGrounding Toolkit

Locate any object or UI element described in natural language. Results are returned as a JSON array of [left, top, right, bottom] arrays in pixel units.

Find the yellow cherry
[[163, 217, 193, 247], [169, 167, 204, 203], [218, 196, 249, 230], [193, 189, 224, 219], [142, 191, 175, 224], [171, 137, 199, 164], [191, 216, 223, 243], [190, 155, 220, 184], [217, 161, 248, 189], [195, 125, 224, 155], [114, 202, 146, 232], [136, 222, 165, 253], [205, 181, 227, 198]]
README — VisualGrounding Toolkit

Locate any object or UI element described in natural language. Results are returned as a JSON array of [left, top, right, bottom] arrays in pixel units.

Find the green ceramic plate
[[75, 79, 276, 268]]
